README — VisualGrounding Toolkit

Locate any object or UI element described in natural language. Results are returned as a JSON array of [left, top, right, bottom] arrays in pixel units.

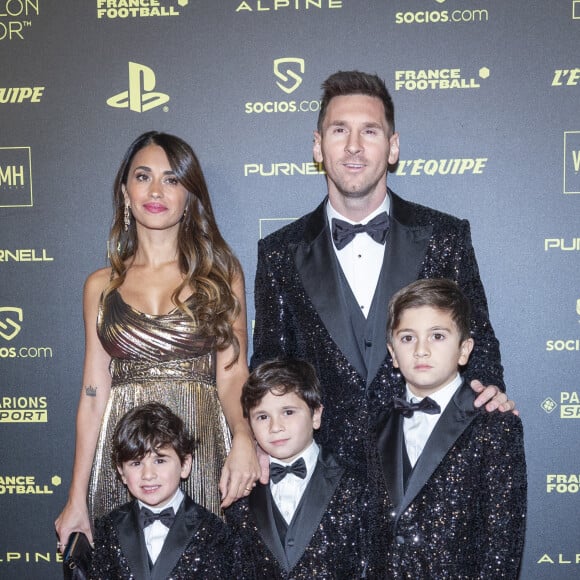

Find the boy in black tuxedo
[[89, 402, 242, 580], [372, 279, 527, 578], [234, 358, 370, 579]]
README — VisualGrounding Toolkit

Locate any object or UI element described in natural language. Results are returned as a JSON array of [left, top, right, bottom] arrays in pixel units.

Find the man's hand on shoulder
[[471, 379, 518, 415]]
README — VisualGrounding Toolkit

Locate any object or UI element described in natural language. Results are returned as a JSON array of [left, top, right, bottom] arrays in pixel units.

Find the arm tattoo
[[84, 385, 97, 397]]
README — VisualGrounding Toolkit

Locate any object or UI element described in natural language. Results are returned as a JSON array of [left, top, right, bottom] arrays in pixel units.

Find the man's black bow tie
[[392, 396, 441, 418], [138, 506, 175, 530], [331, 212, 390, 250], [270, 457, 307, 484]]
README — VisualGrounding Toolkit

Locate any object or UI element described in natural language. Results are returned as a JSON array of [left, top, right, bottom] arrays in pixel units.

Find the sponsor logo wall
[[107, 62, 170, 113], [1, 0, 578, 577], [0, 0, 41, 41], [0, 147, 32, 207]]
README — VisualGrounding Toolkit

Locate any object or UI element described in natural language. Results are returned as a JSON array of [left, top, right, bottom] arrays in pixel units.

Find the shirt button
[[365, 340, 372, 348], [395, 535, 405, 545]]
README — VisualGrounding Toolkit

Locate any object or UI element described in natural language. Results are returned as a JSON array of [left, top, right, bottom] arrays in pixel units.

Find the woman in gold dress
[[55, 131, 260, 548]]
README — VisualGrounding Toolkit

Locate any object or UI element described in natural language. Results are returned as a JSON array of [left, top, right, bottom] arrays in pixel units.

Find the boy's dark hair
[[317, 70, 395, 134], [387, 279, 472, 343], [112, 402, 195, 468], [241, 358, 322, 417]]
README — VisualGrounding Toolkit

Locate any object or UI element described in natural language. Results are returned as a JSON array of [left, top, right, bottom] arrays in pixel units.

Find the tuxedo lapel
[[249, 483, 289, 570], [399, 383, 479, 517], [376, 409, 405, 509], [386, 193, 433, 301], [117, 501, 150, 580], [284, 449, 344, 570], [365, 195, 433, 388], [293, 200, 367, 378], [293, 195, 434, 385], [150, 497, 202, 580]]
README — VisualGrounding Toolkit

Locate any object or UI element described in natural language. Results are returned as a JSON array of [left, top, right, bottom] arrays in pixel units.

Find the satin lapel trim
[[376, 410, 405, 509], [285, 452, 344, 571], [399, 384, 479, 516], [117, 502, 151, 580], [384, 210, 433, 304], [150, 498, 201, 580], [249, 483, 289, 570], [293, 211, 366, 379]]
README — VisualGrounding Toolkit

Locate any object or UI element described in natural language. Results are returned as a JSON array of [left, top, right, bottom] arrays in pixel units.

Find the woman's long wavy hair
[[105, 131, 241, 365]]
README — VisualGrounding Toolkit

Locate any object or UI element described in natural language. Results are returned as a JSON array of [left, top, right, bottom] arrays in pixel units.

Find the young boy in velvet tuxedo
[[234, 358, 370, 579], [89, 402, 242, 580], [372, 279, 527, 578]]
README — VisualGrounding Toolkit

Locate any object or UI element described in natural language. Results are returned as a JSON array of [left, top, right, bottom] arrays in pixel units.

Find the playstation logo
[[107, 62, 170, 113]]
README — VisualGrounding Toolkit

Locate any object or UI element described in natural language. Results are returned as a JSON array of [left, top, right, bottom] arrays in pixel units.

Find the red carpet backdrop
[[0, 1, 578, 578]]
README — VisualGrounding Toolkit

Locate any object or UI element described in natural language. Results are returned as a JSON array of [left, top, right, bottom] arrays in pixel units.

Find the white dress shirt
[[326, 196, 390, 317], [270, 441, 319, 524], [138, 488, 184, 564], [403, 374, 463, 467]]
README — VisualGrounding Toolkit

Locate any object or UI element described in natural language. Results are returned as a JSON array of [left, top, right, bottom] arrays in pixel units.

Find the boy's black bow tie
[[270, 457, 307, 483], [138, 506, 175, 529], [392, 396, 441, 418]]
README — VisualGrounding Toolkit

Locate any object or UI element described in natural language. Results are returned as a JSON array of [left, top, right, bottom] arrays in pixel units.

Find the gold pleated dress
[[88, 289, 231, 522]]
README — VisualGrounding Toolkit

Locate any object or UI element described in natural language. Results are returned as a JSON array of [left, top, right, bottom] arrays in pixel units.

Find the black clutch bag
[[63, 532, 93, 580]]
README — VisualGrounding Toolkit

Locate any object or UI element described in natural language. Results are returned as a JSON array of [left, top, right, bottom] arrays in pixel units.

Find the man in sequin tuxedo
[[252, 70, 511, 471], [370, 279, 526, 578], [90, 403, 242, 580], [234, 359, 371, 579]]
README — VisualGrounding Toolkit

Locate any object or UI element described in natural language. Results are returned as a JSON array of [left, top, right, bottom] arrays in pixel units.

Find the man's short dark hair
[[317, 70, 395, 134], [387, 279, 472, 344], [112, 402, 195, 468], [242, 358, 322, 417]]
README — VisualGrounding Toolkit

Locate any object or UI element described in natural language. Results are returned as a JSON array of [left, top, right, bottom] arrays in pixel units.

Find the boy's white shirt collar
[[138, 488, 184, 564], [138, 487, 184, 513], [403, 373, 463, 468], [269, 439, 319, 473], [406, 372, 463, 411], [269, 440, 320, 525]]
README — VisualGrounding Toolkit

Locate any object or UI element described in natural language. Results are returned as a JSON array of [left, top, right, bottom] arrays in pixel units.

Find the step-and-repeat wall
[[1, 1, 578, 578]]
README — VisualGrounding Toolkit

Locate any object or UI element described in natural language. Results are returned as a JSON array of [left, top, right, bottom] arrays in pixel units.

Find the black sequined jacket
[[89, 495, 243, 579], [230, 447, 371, 579], [370, 381, 527, 578], [252, 190, 504, 467]]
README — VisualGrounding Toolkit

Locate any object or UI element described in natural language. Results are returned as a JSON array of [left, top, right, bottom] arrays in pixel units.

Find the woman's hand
[[219, 430, 261, 508], [54, 497, 93, 552]]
